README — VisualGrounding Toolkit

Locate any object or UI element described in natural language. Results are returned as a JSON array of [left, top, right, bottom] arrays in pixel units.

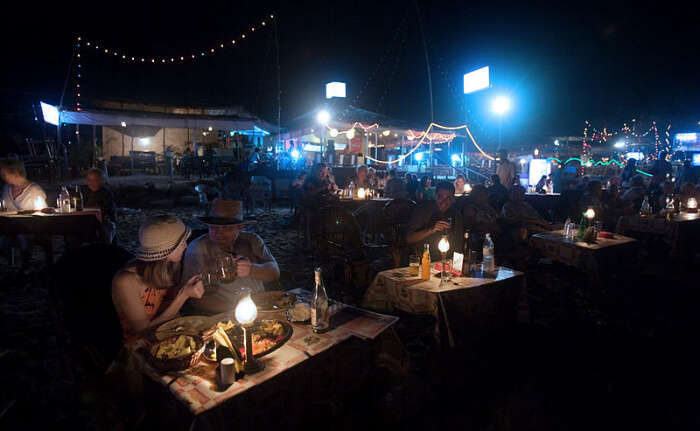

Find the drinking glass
[[469, 251, 480, 275], [216, 255, 237, 283], [593, 221, 603, 239], [565, 223, 576, 240], [202, 266, 218, 290], [409, 254, 420, 276]]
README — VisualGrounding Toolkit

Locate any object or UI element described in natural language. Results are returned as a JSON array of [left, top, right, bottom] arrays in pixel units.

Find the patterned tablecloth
[[128, 289, 398, 416], [531, 230, 637, 286], [616, 213, 700, 258], [362, 266, 526, 347]]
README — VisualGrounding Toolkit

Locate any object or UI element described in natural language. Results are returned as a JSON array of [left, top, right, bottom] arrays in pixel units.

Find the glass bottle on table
[[73, 185, 83, 211], [640, 195, 652, 216], [311, 267, 329, 333], [462, 231, 472, 276], [421, 244, 431, 281], [59, 186, 71, 213], [482, 233, 495, 273]]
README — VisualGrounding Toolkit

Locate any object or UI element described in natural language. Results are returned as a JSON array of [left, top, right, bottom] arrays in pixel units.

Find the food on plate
[[253, 291, 297, 311], [151, 335, 198, 360], [216, 320, 236, 331], [288, 302, 311, 322], [256, 320, 284, 338]]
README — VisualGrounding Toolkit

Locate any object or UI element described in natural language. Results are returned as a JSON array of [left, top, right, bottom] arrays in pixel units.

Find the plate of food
[[144, 334, 205, 372], [155, 315, 215, 341], [203, 319, 293, 361], [252, 291, 297, 312]]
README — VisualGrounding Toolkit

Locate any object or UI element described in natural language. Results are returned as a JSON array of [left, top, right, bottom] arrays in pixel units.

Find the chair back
[[312, 206, 364, 253]]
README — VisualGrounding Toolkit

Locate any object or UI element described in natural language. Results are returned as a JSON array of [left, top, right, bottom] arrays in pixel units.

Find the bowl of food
[[204, 319, 293, 360], [252, 291, 297, 312], [146, 334, 205, 372]]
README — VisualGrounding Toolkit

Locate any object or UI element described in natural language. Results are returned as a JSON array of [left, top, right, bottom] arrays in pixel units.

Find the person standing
[[496, 150, 516, 189], [83, 168, 117, 243]]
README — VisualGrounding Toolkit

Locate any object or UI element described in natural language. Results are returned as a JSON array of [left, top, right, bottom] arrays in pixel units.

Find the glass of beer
[[216, 255, 237, 283], [409, 254, 420, 276], [202, 264, 218, 290]]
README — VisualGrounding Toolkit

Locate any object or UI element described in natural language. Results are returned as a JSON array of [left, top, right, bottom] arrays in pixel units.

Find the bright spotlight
[[346, 129, 355, 140], [554, 139, 559, 146], [329, 128, 338, 137], [291, 149, 300, 159], [120, 121, 127, 128], [451, 154, 461, 163], [208, 126, 213, 132], [316, 110, 330, 125], [614, 141, 626, 148], [491, 96, 511, 115], [414, 152, 424, 162], [534, 148, 540, 157]]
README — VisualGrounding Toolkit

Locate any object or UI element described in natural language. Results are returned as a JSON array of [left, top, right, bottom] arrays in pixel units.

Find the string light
[[78, 13, 274, 65]]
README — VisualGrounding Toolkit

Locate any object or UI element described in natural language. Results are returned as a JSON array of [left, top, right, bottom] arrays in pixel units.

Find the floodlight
[[317, 110, 330, 125], [491, 96, 511, 115]]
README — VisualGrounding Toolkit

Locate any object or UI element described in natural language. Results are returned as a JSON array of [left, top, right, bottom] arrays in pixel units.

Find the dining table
[[615, 212, 700, 261], [0, 208, 103, 262], [124, 288, 398, 429], [363, 265, 526, 348]]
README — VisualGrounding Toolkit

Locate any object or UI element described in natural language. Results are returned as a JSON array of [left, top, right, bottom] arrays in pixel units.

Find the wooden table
[[127, 288, 398, 428], [531, 229, 637, 287], [0, 209, 103, 262], [363, 266, 526, 348]]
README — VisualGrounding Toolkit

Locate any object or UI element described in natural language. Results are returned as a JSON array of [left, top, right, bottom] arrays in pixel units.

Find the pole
[[374, 132, 378, 160], [413, 0, 433, 122], [498, 117, 502, 149], [130, 137, 134, 173], [274, 18, 281, 157]]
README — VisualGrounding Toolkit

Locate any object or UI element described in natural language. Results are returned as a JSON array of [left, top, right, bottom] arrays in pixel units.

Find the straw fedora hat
[[136, 216, 191, 261], [197, 199, 246, 226]]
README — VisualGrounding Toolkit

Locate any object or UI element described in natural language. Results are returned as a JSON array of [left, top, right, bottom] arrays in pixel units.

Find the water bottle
[[640, 195, 652, 216], [348, 181, 355, 198], [311, 267, 329, 333], [482, 233, 495, 273]]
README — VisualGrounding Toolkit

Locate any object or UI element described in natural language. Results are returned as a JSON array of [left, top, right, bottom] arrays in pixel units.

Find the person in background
[[290, 172, 307, 216], [0, 158, 46, 211], [655, 180, 675, 212], [650, 151, 672, 188], [577, 176, 591, 192], [112, 216, 203, 343], [602, 183, 634, 230], [406, 181, 464, 260], [621, 175, 647, 211], [497, 150, 516, 189], [621, 158, 637, 184], [502, 185, 552, 235], [679, 182, 699, 205], [487, 174, 509, 212], [579, 180, 604, 219], [384, 169, 408, 199], [83, 168, 117, 244], [182, 200, 279, 314], [368, 167, 377, 188], [406, 174, 420, 200], [535, 175, 548, 194], [679, 159, 698, 185], [417, 176, 434, 201], [303, 163, 334, 208], [454, 174, 466, 195], [248, 147, 261, 170], [463, 185, 501, 241], [348, 165, 369, 189]]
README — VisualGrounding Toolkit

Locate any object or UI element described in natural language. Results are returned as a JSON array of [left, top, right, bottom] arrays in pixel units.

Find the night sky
[[1, 1, 699, 152]]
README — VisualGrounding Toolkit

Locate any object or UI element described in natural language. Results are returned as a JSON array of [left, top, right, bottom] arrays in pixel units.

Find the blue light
[[451, 154, 461, 164], [291, 149, 300, 159], [414, 152, 423, 161], [230, 131, 235, 136]]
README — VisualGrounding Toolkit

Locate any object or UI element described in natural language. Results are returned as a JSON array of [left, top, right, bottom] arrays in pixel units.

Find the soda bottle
[[421, 244, 431, 281]]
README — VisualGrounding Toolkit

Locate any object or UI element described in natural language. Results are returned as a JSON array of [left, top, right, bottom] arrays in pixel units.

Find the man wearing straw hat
[[182, 199, 280, 314]]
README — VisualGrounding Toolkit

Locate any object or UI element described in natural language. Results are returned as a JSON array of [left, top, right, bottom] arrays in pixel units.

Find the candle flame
[[357, 188, 366, 199], [438, 236, 450, 253], [34, 196, 46, 211], [234, 292, 257, 325], [688, 198, 697, 209]]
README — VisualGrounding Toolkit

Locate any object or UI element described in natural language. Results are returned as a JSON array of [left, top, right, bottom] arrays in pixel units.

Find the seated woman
[[0, 158, 46, 211], [417, 176, 434, 201], [112, 216, 204, 343]]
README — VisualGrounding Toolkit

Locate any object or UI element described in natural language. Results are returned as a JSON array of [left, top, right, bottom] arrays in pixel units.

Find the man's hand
[[432, 221, 450, 233], [182, 274, 204, 299], [236, 257, 252, 278]]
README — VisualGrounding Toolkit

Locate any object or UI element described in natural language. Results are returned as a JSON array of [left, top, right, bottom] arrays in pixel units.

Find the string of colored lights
[[75, 37, 82, 111], [547, 157, 652, 175], [78, 14, 274, 64], [582, 118, 672, 160], [361, 122, 495, 165]]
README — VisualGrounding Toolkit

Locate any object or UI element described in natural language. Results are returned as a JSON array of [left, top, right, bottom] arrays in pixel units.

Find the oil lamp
[[33, 196, 47, 213], [234, 291, 264, 374], [585, 208, 595, 220], [357, 187, 366, 199], [687, 197, 697, 213], [438, 235, 450, 284]]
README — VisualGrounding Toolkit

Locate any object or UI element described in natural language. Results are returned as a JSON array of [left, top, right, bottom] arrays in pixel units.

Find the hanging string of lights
[[78, 14, 274, 65], [582, 118, 672, 159]]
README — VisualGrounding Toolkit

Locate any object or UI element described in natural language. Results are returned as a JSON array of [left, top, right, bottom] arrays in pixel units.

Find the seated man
[[302, 163, 334, 208], [347, 164, 370, 189], [83, 168, 117, 243], [182, 200, 280, 314], [579, 180, 604, 219], [406, 181, 464, 261], [463, 185, 526, 252], [502, 185, 551, 235], [384, 169, 408, 199], [621, 175, 647, 211]]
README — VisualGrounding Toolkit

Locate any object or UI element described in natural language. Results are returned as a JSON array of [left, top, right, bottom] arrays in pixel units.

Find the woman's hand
[[182, 274, 204, 299]]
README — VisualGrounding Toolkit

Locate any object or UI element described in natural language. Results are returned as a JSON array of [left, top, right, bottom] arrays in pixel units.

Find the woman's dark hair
[[420, 176, 432, 188], [0, 158, 26, 178]]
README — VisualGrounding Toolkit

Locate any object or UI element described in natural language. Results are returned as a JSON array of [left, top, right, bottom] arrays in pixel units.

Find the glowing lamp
[[534, 148, 539, 157], [451, 154, 461, 163], [491, 96, 511, 115], [291, 149, 300, 159], [34, 196, 47, 212], [234, 292, 264, 374], [120, 121, 127, 127], [614, 141, 626, 148], [438, 236, 450, 253], [585, 208, 595, 219], [520, 159, 527, 165], [382, 130, 391, 136], [208, 126, 213, 132], [316, 110, 330, 125], [346, 129, 355, 140], [464, 183, 472, 194], [407, 134, 415, 141], [414, 152, 424, 162], [329, 128, 338, 137], [687, 197, 698, 213], [357, 188, 366, 199]]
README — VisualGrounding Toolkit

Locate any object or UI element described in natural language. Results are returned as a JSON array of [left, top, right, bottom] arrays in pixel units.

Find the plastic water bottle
[[311, 267, 329, 333], [482, 233, 495, 273], [640, 195, 652, 216]]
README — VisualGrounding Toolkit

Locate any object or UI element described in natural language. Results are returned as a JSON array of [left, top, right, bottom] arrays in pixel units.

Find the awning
[[58, 108, 269, 135]]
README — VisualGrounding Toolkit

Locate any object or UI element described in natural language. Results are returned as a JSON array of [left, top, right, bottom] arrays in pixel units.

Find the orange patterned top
[[115, 269, 170, 343]]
